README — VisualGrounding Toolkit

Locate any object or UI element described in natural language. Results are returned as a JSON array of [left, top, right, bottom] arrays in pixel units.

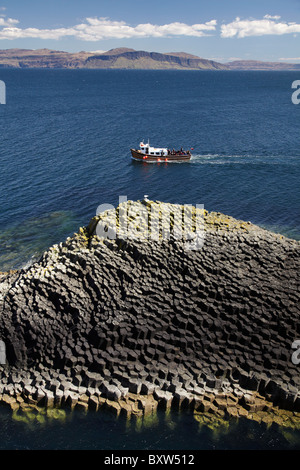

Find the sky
[[0, 0, 299, 62]]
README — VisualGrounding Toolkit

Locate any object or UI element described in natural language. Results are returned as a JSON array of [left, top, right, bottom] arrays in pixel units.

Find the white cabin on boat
[[140, 141, 168, 157]]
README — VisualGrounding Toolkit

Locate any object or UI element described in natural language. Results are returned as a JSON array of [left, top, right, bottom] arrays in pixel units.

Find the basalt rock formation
[[0, 200, 299, 426]]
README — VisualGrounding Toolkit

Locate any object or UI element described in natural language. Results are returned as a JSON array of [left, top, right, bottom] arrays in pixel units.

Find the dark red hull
[[131, 149, 191, 163]]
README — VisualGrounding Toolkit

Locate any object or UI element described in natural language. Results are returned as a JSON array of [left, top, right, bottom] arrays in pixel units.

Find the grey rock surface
[[0, 200, 299, 413]]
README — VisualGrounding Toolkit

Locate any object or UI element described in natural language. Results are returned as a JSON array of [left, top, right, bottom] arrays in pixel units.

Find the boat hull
[[131, 149, 191, 163]]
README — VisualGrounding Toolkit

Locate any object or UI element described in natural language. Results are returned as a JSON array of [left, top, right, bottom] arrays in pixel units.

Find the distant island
[[0, 47, 299, 70], [226, 59, 300, 71]]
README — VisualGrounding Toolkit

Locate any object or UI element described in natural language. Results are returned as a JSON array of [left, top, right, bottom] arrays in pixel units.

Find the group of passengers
[[167, 147, 191, 156]]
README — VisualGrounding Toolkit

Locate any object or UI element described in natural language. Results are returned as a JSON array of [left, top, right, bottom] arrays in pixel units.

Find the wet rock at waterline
[[0, 200, 299, 426]]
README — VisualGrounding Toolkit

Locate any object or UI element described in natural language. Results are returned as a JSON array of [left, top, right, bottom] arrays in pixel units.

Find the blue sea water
[[0, 69, 299, 450], [0, 69, 299, 272], [1, 407, 300, 451]]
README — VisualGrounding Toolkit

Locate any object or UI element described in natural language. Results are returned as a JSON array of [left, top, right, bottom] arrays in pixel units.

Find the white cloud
[[0, 16, 217, 41], [1, 14, 299, 43], [0, 16, 18, 26], [89, 49, 107, 54], [263, 15, 281, 20], [279, 57, 300, 61], [221, 16, 300, 38]]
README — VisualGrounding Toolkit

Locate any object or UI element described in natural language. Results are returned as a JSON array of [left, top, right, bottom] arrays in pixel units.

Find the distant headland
[[0, 47, 299, 70]]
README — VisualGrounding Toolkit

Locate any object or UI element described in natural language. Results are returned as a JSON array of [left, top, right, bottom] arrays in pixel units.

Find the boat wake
[[132, 152, 298, 165], [190, 154, 297, 165]]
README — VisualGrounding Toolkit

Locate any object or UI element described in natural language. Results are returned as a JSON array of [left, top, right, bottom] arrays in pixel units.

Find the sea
[[0, 69, 299, 451]]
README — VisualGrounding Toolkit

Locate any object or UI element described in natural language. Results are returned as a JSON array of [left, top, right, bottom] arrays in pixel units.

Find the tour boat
[[131, 141, 192, 163]]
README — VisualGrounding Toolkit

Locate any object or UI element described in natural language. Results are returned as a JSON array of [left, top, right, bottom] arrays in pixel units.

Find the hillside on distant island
[[0, 47, 226, 70], [0, 47, 299, 70], [226, 60, 300, 71]]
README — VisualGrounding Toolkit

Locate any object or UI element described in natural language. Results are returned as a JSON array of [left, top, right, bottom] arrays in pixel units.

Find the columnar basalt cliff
[[0, 200, 299, 427]]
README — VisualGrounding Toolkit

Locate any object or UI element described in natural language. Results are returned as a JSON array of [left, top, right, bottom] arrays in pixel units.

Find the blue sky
[[0, 0, 299, 62]]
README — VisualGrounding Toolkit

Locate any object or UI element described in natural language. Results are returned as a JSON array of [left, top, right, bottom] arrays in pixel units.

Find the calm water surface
[[0, 69, 299, 449], [0, 407, 300, 450], [0, 69, 299, 271]]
